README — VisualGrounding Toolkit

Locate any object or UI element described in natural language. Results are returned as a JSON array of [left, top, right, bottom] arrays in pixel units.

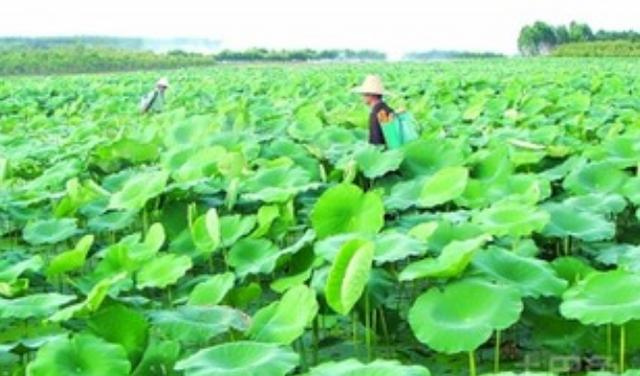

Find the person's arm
[[139, 91, 158, 113], [369, 110, 386, 145]]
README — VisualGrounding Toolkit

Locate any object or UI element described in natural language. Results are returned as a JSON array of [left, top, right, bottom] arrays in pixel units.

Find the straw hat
[[352, 75, 385, 95], [156, 77, 170, 88]]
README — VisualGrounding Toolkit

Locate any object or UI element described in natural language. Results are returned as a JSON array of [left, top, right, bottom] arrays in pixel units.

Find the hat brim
[[351, 86, 385, 95]]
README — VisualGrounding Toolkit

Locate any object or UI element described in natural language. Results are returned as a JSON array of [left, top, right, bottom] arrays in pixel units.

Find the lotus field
[[3, 59, 640, 376]]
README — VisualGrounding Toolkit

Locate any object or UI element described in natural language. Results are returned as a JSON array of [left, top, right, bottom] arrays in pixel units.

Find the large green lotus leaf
[[151, 305, 249, 346], [0, 255, 43, 283], [353, 146, 404, 179], [473, 202, 549, 238], [307, 358, 431, 376], [88, 304, 149, 363], [108, 170, 169, 211], [249, 284, 318, 345], [137, 254, 192, 289], [311, 184, 384, 239], [48, 273, 126, 322], [471, 248, 567, 298], [289, 103, 324, 140], [373, 231, 427, 264], [587, 135, 640, 168], [47, 235, 94, 277], [26, 334, 130, 376], [220, 214, 257, 247], [190, 208, 221, 256], [419, 166, 468, 208], [228, 238, 280, 278], [425, 219, 485, 252], [460, 174, 551, 209], [188, 272, 235, 306], [542, 203, 615, 241], [563, 161, 628, 195], [470, 145, 512, 182], [131, 338, 180, 376], [242, 165, 317, 203], [562, 193, 626, 215], [560, 270, 640, 325], [408, 278, 523, 354], [325, 239, 375, 315], [551, 257, 596, 283], [399, 235, 491, 281], [174, 341, 298, 376], [384, 177, 425, 211], [0, 293, 75, 319], [163, 145, 226, 183], [250, 205, 279, 238], [23, 218, 78, 245], [401, 139, 467, 177], [88, 210, 137, 232]]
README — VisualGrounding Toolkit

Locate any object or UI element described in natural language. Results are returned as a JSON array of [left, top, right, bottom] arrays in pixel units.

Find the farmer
[[139, 77, 169, 113], [352, 75, 394, 146]]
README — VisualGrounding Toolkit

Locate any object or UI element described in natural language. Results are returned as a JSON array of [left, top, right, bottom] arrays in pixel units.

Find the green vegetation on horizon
[[3, 59, 640, 375]]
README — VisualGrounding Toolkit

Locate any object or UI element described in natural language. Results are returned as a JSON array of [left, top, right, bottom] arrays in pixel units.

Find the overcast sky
[[1, 0, 638, 57]]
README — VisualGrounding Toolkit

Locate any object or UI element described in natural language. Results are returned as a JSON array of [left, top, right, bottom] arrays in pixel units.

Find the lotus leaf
[[151, 305, 249, 346], [23, 218, 78, 245], [399, 235, 491, 281], [472, 202, 549, 238], [325, 238, 375, 315], [471, 247, 567, 297], [543, 203, 615, 241], [249, 284, 318, 344], [419, 166, 469, 208], [311, 183, 384, 239], [409, 278, 522, 353], [108, 170, 169, 210], [188, 272, 235, 306], [0, 293, 75, 319], [174, 341, 298, 376], [26, 334, 130, 376], [307, 358, 431, 376], [137, 254, 192, 289], [560, 270, 640, 325]]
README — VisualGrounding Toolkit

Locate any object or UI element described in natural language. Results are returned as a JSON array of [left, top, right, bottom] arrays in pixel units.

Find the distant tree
[[568, 22, 594, 42]]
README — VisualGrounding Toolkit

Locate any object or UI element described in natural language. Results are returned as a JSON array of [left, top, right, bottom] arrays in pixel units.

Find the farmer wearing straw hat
[[139, 77, 169, 114], [352, 75, 395, 146]]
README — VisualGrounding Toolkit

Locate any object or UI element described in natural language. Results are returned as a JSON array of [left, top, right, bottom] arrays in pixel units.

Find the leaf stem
[[468, 350, 477, 376], [494, 330, 501, 373], [620, 324, 626, 373], [365, 289, 372, 361]]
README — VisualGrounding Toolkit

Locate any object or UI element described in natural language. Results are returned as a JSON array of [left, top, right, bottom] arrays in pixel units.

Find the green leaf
[[228, 238, 280, 279], [473, 202, 549, 238], [27, 334, 130, 376], [250, 205, 280, 238], [311, 184, 384, 239], [560, 270, 640, 326], [0, 293, 75, 319], [137, 254, 192, 289], [542, 203, 615, 241], [399, 235, 490, 281], [471, 247, 567, 298], [220, 214, 257, 247], [353, 146, 404, 179], [47, 235, 94, 277], [151, 305, 249, 346], [131, 338, 180, 376], [88, 304, 149, 363], [409, 278, 522, 353], [188, 272, 235, 306], [0, 255, 43, 283], [191, 208, 221, 255], [108, 170, 169, 211], [249, 285, 318, 345], [308, 358, 431, 376], [563, 161, 628, 195], [175, 341, 298, 376], [23, 218, 78, 245], [419, 166, 469, 208], [325, 239, 375, 315]]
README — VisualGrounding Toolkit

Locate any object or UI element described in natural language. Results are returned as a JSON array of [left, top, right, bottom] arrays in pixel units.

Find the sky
[[1, 0, 638, 58]]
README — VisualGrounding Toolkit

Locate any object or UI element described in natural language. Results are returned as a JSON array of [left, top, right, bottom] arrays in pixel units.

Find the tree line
[[0, 45, 387, 76], [518, 21, 640, 56]]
